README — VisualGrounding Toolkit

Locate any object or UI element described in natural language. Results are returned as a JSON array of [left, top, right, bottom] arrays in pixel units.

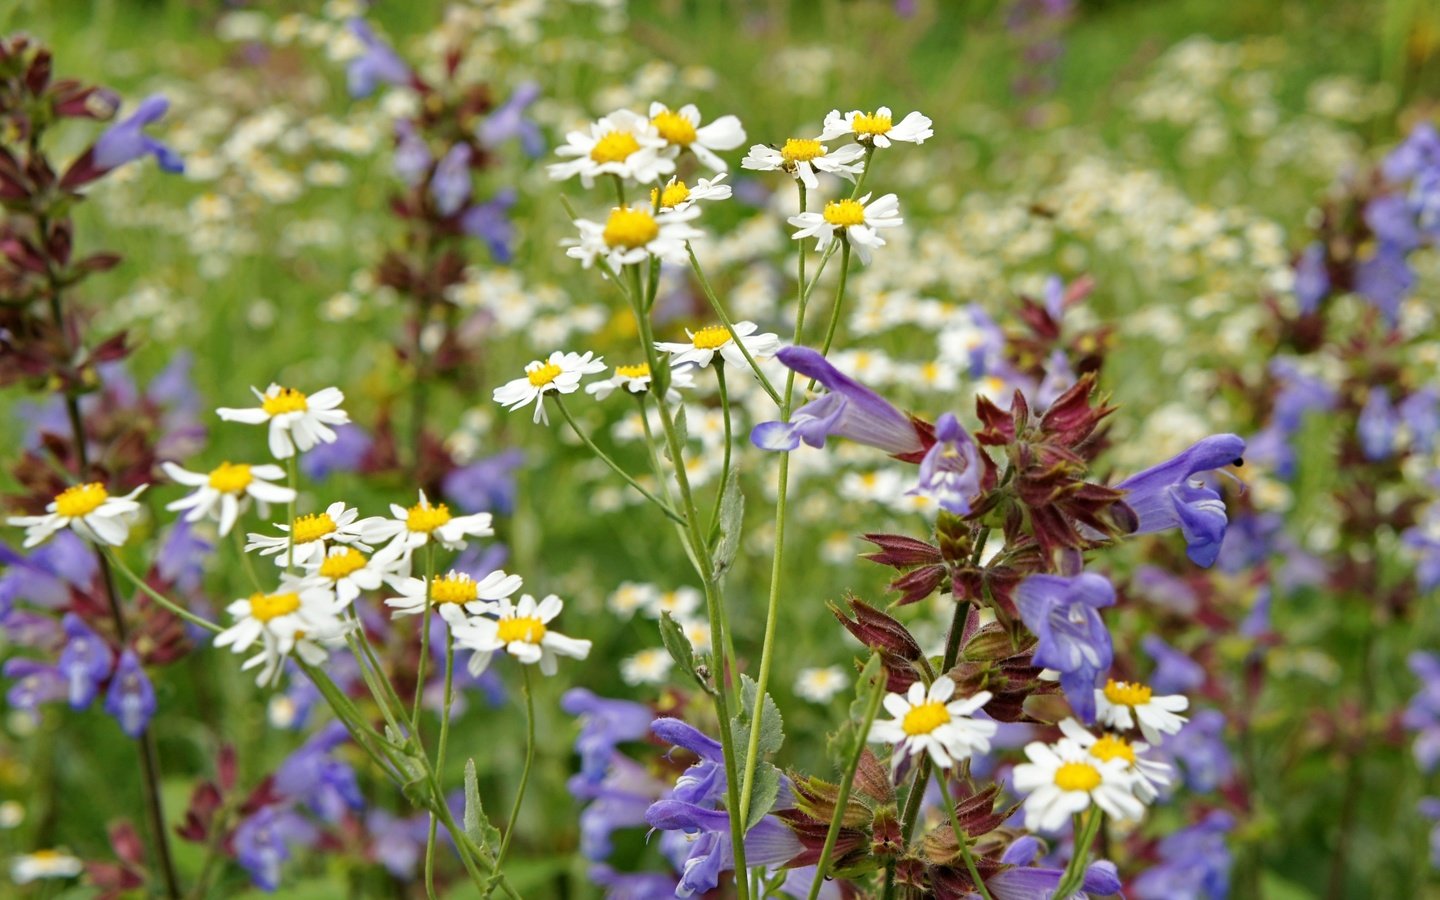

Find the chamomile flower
[[384, 569, 524, 626], [608, 581, 660, 619], [361, 490, 494, 557], [566, 205, 703, 270], [646, 586, 703, 620], [585, 361, 696, 401], [741, 138, 866, 189], [9, 482, 147, 548], [655, 321, 781, 371], [650, 174, 732, 212], [452, 593, 593, 677], [819, 107, 933, 148], [788, 192, 903, 264], [648, 102, 746, 171], [217, 384, 350, 460], [1058, 718, 1174, 803], [215, 576, 348, 686], [309, 544, 402, 605], [245, 501, 370, 568], [161, 461, 295, 536], [1012, 737, 1145, 832], [1094, 679, 1190, 744], [795, 666, 849, 703], [548, 109, 674, 186], [493, 350, 608, 425], [11, 849, 83, 884], [621, 647, 674, 686], [868, 676, 996, 771]]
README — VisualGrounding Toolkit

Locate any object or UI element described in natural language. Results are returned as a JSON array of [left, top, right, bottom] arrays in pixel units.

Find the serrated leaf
[[731, 674, 784, 760], [712, 467, 744, 576], [744, 761, 782, 831], [463, 759, 503, 854], [659, 611, 710, 693]]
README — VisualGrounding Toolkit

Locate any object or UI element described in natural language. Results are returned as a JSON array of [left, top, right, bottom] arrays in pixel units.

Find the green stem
[[284, 456, 297, 575], [1054, 809, 1104, 899], [232, 527, 263, 592], [424, 631, 457, 896], [485, 667, 536, 897], [936, 766, 995, 900], [411, 544, 436, 736], [685, 244, 782, 406], [104, 550, 220, 634], [554, 397, 686, 523], [706, 365, 735, 541], [815, 239, 852, 359]]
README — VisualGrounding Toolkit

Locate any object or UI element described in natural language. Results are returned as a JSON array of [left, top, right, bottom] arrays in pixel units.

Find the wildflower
[[453, 593, 592, 676], [366, 810, 430, 880], [430, 144, 472, 216], [492, 350, 608, 425], [233, 805, 318, 891], [646, 586, 703, 621], [795, 666, 849, 703], [548, 109, 675, 186], [9, 482, 147, 548], [361, 490, 494, 557], [245, 501, 370, 569], [655, 321, 781, 371], [566, 205, 703, 270], [1015, 573, 1115, 722], [3, 659, 67, 717], [1114, 434, 1246, 568], [869, 676, 995, 771], [215, 576, 348, 686], [10, 849, 83, 884], [300, 423, 373, 481], [0, 531, 94, 611], [384, 569, 524, 626], [478, 81, 545, 157], [1094, 678, 1189, 744], [92, 94, 184, 174], [647, 102, 745, 170], [585, 361, 695, 401], [1293, 242, 1330, 314], [393, 120, 431, 186], [161, 461, 296, 537], [217, 384, 350, 460], [819, 106, 933, 147], [608, 581, 660, 618], [620, 648, 674, 685], [308, 545, 397, 605], [908, 412, 983, 514], [1357, 387, 1397, 461], [57, 613, 111, 709], [560, 688, 655, 782], [651, 174, 732, 211], [1011, 737, 1144, 832], [103, 650, 156, 739], [1162, 709, 1233, 792], [346, 19, 411, 98], [644, 800, 802, 897], [788, 192, 903, 264], [1057, 718, 1173, 803], [751, 346, 926, 456], [442, 449, 524, 515], [979, 835, 1122, 900], [1131, 811, 1234, 900], [157, 520, 213, 595], [573, 755, 670, 861], [461, 188, 518, 263], [1142, 634, 1206, 695], [274, 722, 364, 824], [741, 138, 866, 189]]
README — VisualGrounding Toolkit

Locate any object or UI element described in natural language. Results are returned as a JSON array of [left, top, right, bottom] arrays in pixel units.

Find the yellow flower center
[[319, 547, 368, 580], [261, 387, 308, 416], [602, 207, 660, 249], [690, 325, 732, 351], [651, 110, 697, 146], [496, 616, 547, 644], [823, 199, 866, 228], [901, 700, 951, 736], [1089, 734, 1137, 765], [780, 138, 824, 163], [615, 363, 651, 379], [652, 180, 691, 209], [1103, 679, 1153, 708], [1054, 761, 1103, 792], [207, 462, 254, 494], [527, 361, 564, 387], [54, 482, 108, 518], [406, 501, 452, 533], [250, 591, 301, 623], [590, 130, 641, 164], [431, 573, 479, 605], [852, 111, 893, 136], [291, 513, 337, 544]]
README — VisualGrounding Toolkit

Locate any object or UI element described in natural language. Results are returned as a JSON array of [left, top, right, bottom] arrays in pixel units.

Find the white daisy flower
[[608, 582, 660, 618], [214, 576, 349, 685], [788, 192, 903, 264], [565, 205, 704, 271], [245, 500, 370, 568], [655, 321, 781, 371], [741, 138, 866, 190], [651, 174, 732, 212], [452, 593, 593, 677], [681, 618, 712, 653], [9, 482, 147, 548], [818, 107, 933, 148], [646, 586, 703, 620], [795, 666, 849, 703], [11, 849, 83, 884], [309, 544, 404, 606], [217, 384, 350, 460], [1094, 679, 1190, 745], [621, 647, 675, 686], [648, 102, 746, 171], [1057, 718, 1173, 803], [585, 361, 697, 402], [360, 489, 494, 558], [161, 461, 296, 536], [548, 109, 675, 186], [868, 676, 996, 771], [384, 569, 524, 626], [1012, 737, 1145, 833], [493, 350, 608, 425]]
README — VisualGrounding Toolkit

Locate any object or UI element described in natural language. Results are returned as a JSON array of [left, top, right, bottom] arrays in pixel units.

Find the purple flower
[[478, 82, 544, 158], [908, 413, 982, 514], [1115, 434, 1245, 567], [1401, 389, 1440, 454], [587, 864, 680, 899], [233, 806, 319, 891], [93, 94, 183, 174], [1142, 634, 1205, 695], [652, 717, 728, 808], [58, 613, 112, 709], [346, 20, 411, 98], [1366, 194, 1422, 251], [1406, 652, 1440, 773], [1161, 709, 1232, 792], [561, 688, 654, 783], [644, 799, 802, 897], [1355, 245, 1414, 326], [103, 650, 156, 738], [461, 188, 519, 263], [1270, 358, 1336, 432], [1383, 122, 1440, 183], [157, 519, 214, 596], [983, 834, 1122, 900], [275, 721, 365, 823], [300, 423, 372, 480], [3, 658, 67, 715], [752, 346, 925, 456], [1403, 510, 1440, 593], [1035, 348, 1075, 410], [366, 809, 430, 879], [1294, 242, 1330, 314], [443, 448, 523, 514], [0, 532, 95, 615], [430, 143, 472, 216], [571, 755, 668, 860], [1131, 565, 1199, 615], [1015, 573, 1114, 722], [1358, 387, 1398, 461], [1131, 810, 1233, 900], [393, 120, 432, 186], [1238, 586, 1271, 640]]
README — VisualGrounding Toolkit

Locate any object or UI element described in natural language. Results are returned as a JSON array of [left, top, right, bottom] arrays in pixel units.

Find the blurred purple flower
[[58, 613, 112, 709], [103, 649, 155, 738], [1293, 241, 1330, 314], [1131, 565, 1199, 616], [1131, 810, 1233, 900], [233, 805, 319, 891], [93, 94, 183, 174], [430, 143, 472, 216], [571, 754, 668, 860], [645, 799, 802, 897], [753, 346, 925, 456], [1355, 245, 1414, 326], [443, 448, 523, 514], [1383, 122, 1440, 183], [394, 120, 431, 186], [0, 532, 95, 615], [1406, 652, 1440, 772], [3, 659, 67, 715], [346, 20, 411, 98], [300, 423, 373, 480], [275, 721, 365, 823], [1143, 634, 1205, 695], [562, 688, 654, 783], [1015, 572, 1114, 722], [461, 188, 519, 263], [1401, 389, 1440, 454], [587, 864, 680, 899], [157, 519, 214, 596], [1162, 709, 1232, 793], [366, 809, 430, 879], [478, 82, 544, 158], [1357, 387, 1398, 461]]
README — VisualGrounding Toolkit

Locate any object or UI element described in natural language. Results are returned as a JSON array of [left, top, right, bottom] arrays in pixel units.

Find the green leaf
[[731, 674, 785, 759], [664, 405, 689, 462], [744, 761, 782, 831], [712, 467, 744, 577], [659, 611, 710, 693], [464, 758, 503, 853]]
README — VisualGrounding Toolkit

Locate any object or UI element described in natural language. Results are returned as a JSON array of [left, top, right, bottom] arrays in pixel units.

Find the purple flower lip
[[91, 93, 184, 175], [1115, 433, 1245, 568]]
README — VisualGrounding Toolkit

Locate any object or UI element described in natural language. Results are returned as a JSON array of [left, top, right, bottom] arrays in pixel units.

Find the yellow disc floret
[[54, 482, 109, 518], [207, 462, 254, 494], [250, 591, 301, 623], [406, 501, 452, 534], [1089, 734, 1137, 765], [291, 513, 337, 544], [602, 207, 660, 249], [431, 573, 479, 605], [852, 111, 893, 137], [652, 180, 691, 209], [527, 361, 563, 387], [780, 138, 824, 163], [823, 199, 866, 228], [651, 110, 697, 146], [615, 363, 651, 379], [1103, 679, 1153, 708], [261, 387, 308, 416], [590, 131, 641, 164], [690, 325, 732, 351], [319, 547, 369, 580], [496, 616, 547, 644], [1054, 761, 1103, 792], [901, 700, 951, 736]]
